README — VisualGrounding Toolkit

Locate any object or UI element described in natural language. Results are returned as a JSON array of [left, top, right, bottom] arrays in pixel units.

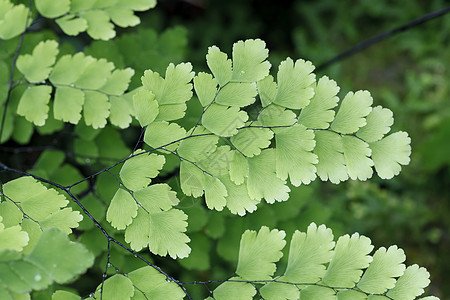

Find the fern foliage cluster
[[0, 0, 439, 299]]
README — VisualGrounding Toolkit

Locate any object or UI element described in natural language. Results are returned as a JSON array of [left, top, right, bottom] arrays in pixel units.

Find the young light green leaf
[[299, 286, 336, 300], [298, 76, 340, 129], [337, 290, 367, 300], [75, 58, 114, 90], [50, 53, 93, 85], [204, 175, 227, 211], [100, 68, 134, 96], [221, 175, 258, 216], [106, 188, 137, 230], [197, 145, 233, 176], [39, 208, 83, 234], [231, 39, 271, 82], [142, 63, 194, 105], [55, 15, 88, 36], [206, 45, 232, 86], [356, 106, 394, 142], [276, 124, 318, 186], [119, 150, 165, 191], [214, 82, 257, 107], [236, 226, 285, 280], [133, 89, 159, 127], [52, 290, 81, 300], [17, 40, 59, 83], [260, 281, 298, 300], [213, 278, 256, 300], [229, 151, 248, 185], [180, 160, 205, 198], [257, 75, 277, 106], [124, 207, 149, 251], [247, 149, 290, 203], [83, 91, 110, 128], [194, 72, 218, 107], [230, 127, 273, 157], [134, 184, 178, 213], [83, 10, 115, 40], [273, 58, 316, 109], [342, 136, 374, 181], [322, 233, 374, 288], [127, 266, 185, 300], [282, 223, 335, 282], [17, 85, 52, 126], [53, 87, 85, 124], [258, 104, 297, 127], [370, 131, 411, 179], [94, 274, 134, 300], [314, 130, 348, 184], [155, 103, 187, 121], [35, 0, 70, 18], [331, 90, 373, 134], [144, 121, 186, 151], [0, 225, 29, 252], [109, 95, 132, 128], [106, 7, 140, 27], [386, 265, 430, 300], [202, 104, 248, 137], [177, 126, 218, 161], [148, 209, 191, 259], [0, 3, 28, 40], [357, 246, 406, 294]]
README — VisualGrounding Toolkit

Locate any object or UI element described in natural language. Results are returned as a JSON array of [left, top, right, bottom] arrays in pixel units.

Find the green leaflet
[[231, 39, 271, 82], [275, 124, 318, 186], [133, 89, 159, 127], [194, 72, 218, 107], [204, 175, 227, 211], [144, 121, 186, 151], [258, 104, 297, 127], [221, 175, 258, 216], [386, 265, 431, 300], [214, 82, 257, 107], [213, 278, 256, 300], [16, 40, 59, 83], [257, 75, 277, 107], [298, 76, 340, 129], [94, 274, 134, 299], [52, 290, 81, 300], [83, 91, 110, 128], [106, 188, 137, 230], [134, 183, 179, 213], [177, 126, 218, 161], [202, 104, 248, 137], [230, 126, 273, 157], [17, 85, 52, 126], [55, 14, 88, 36], [180, 160, 205, 198], [356, 105, 394, 142], [0, 1, 28, 39], [119, 149, 165, 191], [0, 218, 29, 252], [83, 10, 116, 40], [229, 151, 248, 185], [53, 87, 85, 124], [370, 132, 411, 179], [35, 0, 70, 18], [273, 58, 316, 109], [331, 90, 373, 134], [314, 130, 348, 184], [142, 63, 194, 105], [206, 45, 232, 87], [236, 226, 286, 280], [342, 135, 374, 181]]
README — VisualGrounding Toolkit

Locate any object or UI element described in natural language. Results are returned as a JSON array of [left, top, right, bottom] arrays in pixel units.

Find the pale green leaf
[[247, 149, 290, 203], [142, 63, 194, 105], [35, 0, 70, 18], [298, 76, 340, 129], [283, 223, 334, 282], [177, 126, 218, 161], [124, 207, 149, 251], [331, 90, 373, 134], [213, 278, 256, 300], [0, 3, 28, 40], [133, 89, 159, 127], [202, 104, 248, 137], [258, 104, 297, 127], [26, 228, 94, 283], [221, 175, 258, 216], [342, 136, 374, 181], [370, 132, 411, 179], [106, 188, 138, 230], [206, 45, 232, 87], [83, 10, 115, 40], [83, 91, 110, 128], [194, 72, 217, 106], [106, 7, 140, 27], [180, 160, 204, 198], [55, 15, 88, 36], [100, 68, 134, 96], [109, 95, 132, 128], [148, 209, 191, 259], [75, 58, 114, 90], [17, 85, 52, 126], [204, 175, 227, 211], [52, 290, 81, 300], [356, 106, 394, 142], [260, 281, 299, 300], [257, 75, 277, 106], [231, 126, 273, 157], [120, 150, 165, 191], [127, 266, 185, 299], [53, 87, 85, 124], [68, 0, 94, 12], [143, 121, 186, 151], [17, 40, 59, 83], [229, 151, 248, 185], [276, 124, 318, 186], [337, 290, 367, 300], [231, 39, 271, 82], [155, 103, 187, 121], [273, 58, 315, 109], [0, 225, 29, 252], [50, 53, 94, 85], [358, 246, 406, 294], [197, 145, 233, 176], [299, 286, 336, 300], [134, 184, 178, 213], [323, 233, 374, 288], [19, 186, 68, 221], [95, 274, 134, 300], [314, 130, 348, 184], [236, 226, 285, 280], [215, 82, 257, 107], [386, 265, 430, 300], [40, 208, 83, 234]]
